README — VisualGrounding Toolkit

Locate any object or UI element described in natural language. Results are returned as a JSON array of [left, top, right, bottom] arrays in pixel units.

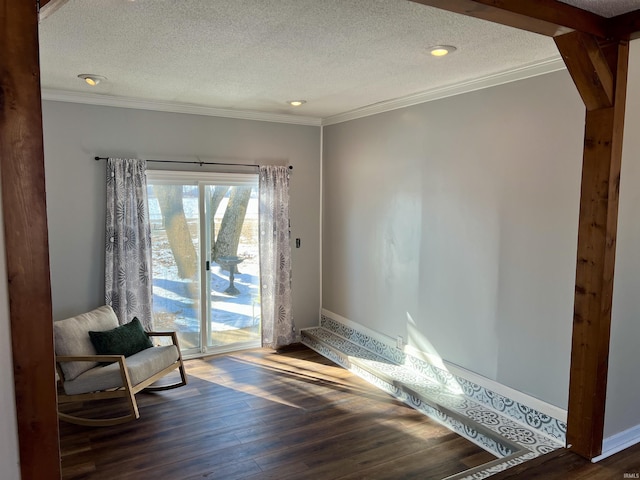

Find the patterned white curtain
[[259, 165, 295, 348], [105, 158, 154, 329]]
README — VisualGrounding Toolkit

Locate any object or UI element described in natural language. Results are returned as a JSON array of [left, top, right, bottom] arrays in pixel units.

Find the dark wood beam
[[554, 32, 614, 111], [0, 0, 61, 478], [409, 0, 608, 38], [608, 9, 640, 41], [556, 33, 629, 459]]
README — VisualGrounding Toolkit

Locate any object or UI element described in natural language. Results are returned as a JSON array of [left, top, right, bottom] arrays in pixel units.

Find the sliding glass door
[[147, 171, 260, 356]]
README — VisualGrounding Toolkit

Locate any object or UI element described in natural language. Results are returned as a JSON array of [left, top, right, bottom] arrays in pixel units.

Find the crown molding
[[39, 0, 71, 22], [42, 56, 565, 128], [321, 56, 566, 126], [40, 89, 322, 126]]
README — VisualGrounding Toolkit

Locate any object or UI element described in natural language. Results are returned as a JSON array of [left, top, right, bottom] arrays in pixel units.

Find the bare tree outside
[[154, 184, 253, 276], [213, 186, 252, 266], [153, 185, 198, 279], [208, 185, 230, 260]]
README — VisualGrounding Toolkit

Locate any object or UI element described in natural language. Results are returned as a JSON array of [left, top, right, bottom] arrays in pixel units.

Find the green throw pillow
[[88, 317, 153, 357]]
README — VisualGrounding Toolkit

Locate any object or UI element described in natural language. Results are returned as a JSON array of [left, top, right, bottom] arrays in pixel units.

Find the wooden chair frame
[[56, 331, 187, 427]]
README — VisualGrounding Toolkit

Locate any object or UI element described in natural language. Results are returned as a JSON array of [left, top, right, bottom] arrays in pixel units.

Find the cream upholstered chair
[[53, 305, 187, 426]]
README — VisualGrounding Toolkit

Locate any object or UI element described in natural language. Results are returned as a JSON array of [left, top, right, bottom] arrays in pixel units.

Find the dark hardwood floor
[[59, 345, 495, 479], [489, 442, 640, 479], [59, 345, 640, 479]]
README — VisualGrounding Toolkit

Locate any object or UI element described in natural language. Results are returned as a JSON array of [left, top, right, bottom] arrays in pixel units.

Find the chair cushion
[[89, 317, 153, 358], [62, 345, 179, 395], [54, 305, 120, 381]]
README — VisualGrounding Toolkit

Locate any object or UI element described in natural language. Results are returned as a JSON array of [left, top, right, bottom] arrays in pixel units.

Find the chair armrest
[[55, 355, 128, 384], [145, 331, 175, 337], [56, 354, 125, 364], [146, 331, 181, 349], [56, 354, 135, 394]]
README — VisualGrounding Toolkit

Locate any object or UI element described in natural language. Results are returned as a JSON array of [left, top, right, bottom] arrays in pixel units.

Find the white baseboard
[[320, 309, 396, 346], [320, 308, 567, 424], [431, 352, 567, 423], [592, 424, 640, 462]]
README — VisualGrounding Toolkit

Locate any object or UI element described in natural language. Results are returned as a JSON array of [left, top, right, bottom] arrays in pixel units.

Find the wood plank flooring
[[489, 442, 640, 479], [59, 345, 495, 479], [59, 345, 640, 479]]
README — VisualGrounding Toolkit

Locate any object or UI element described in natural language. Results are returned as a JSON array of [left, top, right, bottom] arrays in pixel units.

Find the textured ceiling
[[37, 0, 637, 120], [558, 0, 640, 17]]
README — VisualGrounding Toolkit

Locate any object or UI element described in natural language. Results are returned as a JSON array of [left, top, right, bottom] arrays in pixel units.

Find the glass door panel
[[205, 183, 261, 352], [148, 182, 202, 355], [147, 171, 260, 356]]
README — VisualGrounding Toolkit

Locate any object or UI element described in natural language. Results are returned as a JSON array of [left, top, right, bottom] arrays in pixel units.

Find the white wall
[[42, 102, 321, 332], [323, 69, 585, 409], [323, 40, 640, 438], [605, 41, 640, 438], [0, 174, 21, 479]]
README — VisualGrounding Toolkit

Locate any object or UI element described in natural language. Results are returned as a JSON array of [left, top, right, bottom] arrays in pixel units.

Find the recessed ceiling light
[[77, 74, 107, 86], [287, 100, 306, 107], [428, 45, 457, 57]]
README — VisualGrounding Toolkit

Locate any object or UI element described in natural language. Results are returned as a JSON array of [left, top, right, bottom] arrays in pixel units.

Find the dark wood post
[[0, 0, 61, 477], [555, 32, 629, 459]]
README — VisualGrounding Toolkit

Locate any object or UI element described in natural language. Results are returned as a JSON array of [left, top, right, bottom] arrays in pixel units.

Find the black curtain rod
[[94, 156, 292, 170]]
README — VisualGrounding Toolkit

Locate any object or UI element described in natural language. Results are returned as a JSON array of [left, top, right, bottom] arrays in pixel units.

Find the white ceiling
[[38, 0, 640, 122], [558, 0, 640, 17]]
